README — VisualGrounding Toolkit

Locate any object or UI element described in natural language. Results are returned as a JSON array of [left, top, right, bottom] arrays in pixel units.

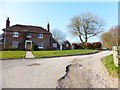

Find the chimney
[[6, 17, 10, 28], [47, 22, 50, 32]]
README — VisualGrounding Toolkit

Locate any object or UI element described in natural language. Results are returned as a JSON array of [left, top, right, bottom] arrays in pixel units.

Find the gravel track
[[58, 51, 118, 88]]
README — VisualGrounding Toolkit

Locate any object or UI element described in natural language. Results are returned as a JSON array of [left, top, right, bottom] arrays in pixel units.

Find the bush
[[92, 42, 102, 49], [32, 44, 38, 51], [46, 46, 53, 50], [72, 42, 102, 49]]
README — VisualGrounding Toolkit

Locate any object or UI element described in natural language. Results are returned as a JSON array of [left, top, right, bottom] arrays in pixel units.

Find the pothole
[[27, 63, 40, 66]]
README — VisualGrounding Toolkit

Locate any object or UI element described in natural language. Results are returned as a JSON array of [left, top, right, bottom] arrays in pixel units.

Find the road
[[0, 51, 118, 88]]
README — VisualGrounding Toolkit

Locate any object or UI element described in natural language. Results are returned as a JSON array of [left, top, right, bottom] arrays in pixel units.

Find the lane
[[1, 51, 113, 88], [58, 51, 118, 88]]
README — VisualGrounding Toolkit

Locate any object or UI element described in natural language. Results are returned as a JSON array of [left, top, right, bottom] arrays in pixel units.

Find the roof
[[51, 37, 59, 44], [2, 24, 50, 34], [62, 40, 71, 44]]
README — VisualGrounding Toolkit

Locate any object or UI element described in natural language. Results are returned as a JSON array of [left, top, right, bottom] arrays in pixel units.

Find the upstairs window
[[13, 32, 18, 37], [53, 43, 57, 48], [27, 33, 32, 38], [12, 41, 19, 48], [38, 34, 43, 38]]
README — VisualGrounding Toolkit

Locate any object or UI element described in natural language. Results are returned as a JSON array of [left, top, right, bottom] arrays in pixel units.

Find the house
[[62, 40, 71, 50], [0, 34, 3, 51], [2, 17, 60, 50]]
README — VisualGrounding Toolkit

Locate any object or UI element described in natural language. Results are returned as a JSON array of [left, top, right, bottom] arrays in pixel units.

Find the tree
[[51, 29, 66, 43], [51, 29, 66, 50], [68, 12, 104, 48], [101, 26, 119, 49]]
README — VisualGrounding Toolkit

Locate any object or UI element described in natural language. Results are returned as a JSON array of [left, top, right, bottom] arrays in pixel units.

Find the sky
[[0, 1, 118, 43]]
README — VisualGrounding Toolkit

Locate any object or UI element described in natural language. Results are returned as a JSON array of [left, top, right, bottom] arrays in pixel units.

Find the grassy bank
[[101, 54, 119, 78], [32, 49, 98, 58], [1, 51, 26, 59]]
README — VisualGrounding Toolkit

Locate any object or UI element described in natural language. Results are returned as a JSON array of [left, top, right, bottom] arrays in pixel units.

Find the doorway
[[25, 40, 32, 50]]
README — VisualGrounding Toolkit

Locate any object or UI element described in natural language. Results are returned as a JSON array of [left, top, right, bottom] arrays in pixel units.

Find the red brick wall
[[5, 31, 52, 50]]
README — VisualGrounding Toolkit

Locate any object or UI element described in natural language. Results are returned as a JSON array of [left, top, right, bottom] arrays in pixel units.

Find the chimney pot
[[47, 22, 50, 32], [6, 17, 10, 28]]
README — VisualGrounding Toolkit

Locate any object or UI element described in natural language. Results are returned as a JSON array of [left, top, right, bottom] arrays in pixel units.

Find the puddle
[[27, 63, 40, 66]]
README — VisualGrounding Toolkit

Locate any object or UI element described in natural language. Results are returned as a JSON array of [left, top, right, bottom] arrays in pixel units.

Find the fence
[[112, 46, 120, 67]]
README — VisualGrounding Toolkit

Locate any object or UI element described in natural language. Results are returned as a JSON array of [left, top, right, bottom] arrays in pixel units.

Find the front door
[[25, 40, 32, 50], [26, 42, 31, 50]]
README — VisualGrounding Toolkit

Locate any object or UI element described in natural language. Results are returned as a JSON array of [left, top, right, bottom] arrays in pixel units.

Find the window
[[53, 43, 57, 48], [12, 41, 19, 48], [38, 34, 43, 38], [27, 33, 32, 38], [38, 42, 43, 49], [0, 42, 2, 44], [66, 44, 69, 47], [13, 32, 18, 37]]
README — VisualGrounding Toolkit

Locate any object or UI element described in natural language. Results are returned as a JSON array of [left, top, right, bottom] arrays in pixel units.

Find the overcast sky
[[0, 1, 118, 43]]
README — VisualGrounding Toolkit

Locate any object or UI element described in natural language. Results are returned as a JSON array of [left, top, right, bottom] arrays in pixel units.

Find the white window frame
[[38, 42, 43, 49], [27, 33, 32, 38], [12, 41, 19, 48], [38, 34, 43, 38], [13, 32, 18, 37], [53, 43, 57, 48]]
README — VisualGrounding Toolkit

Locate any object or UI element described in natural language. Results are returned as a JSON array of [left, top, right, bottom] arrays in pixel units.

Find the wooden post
[[112, 46, 120, 67]]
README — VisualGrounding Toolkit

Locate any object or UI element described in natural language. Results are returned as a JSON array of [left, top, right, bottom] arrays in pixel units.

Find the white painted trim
[[13, 32, 18, 37], [38, 47, 43, 49], [25, 40, 32, 49], [38, 34, 43, 38]]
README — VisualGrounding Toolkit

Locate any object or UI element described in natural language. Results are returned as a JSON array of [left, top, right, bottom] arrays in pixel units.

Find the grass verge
[[1, 51, 26, 59], [101, 54, 119, 78], [32, 49, 98, 58]]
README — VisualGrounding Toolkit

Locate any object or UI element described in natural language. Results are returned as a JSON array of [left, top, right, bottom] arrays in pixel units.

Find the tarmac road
[[0, 50, 117, 88]]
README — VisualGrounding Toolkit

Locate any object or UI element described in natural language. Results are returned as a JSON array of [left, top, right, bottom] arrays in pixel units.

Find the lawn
[[1, 51, 26, 59], [101, 54, 119, 78], [32, 49, 98, 58]]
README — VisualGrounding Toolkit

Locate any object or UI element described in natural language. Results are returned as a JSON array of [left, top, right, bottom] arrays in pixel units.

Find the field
[[1, 51, 26, 59], [32, 49, 98, 58], [1, 49, 99, 59]]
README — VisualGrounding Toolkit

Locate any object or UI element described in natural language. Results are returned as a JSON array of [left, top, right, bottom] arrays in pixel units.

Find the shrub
[[32, 44, 38, 51], [47, 46, 53, 50], [86, 43, 93, 49], [92, 42, 102, 49]]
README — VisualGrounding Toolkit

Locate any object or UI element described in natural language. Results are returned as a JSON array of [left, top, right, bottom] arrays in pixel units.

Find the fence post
[[112, 46, 120, 67]]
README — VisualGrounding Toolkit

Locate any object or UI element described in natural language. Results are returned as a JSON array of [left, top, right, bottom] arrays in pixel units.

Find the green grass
[[32, 49, 98, 58], [101, 54, 119, 78], [1, 51, 26, 59]]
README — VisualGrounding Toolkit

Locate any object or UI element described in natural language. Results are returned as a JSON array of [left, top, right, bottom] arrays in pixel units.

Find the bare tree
[[101, 26, 119, 49], [68, 12, 104, 48], [51, 29, 66, 50]]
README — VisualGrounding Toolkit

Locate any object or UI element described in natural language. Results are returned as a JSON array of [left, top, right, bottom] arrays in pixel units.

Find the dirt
[[58, 51, 118, 88]]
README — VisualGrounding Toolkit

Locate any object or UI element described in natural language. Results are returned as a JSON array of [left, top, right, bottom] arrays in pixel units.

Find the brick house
[[62, 40, 71, 50], [0, 34, 3, 51], [2, 17, 60, 50]]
